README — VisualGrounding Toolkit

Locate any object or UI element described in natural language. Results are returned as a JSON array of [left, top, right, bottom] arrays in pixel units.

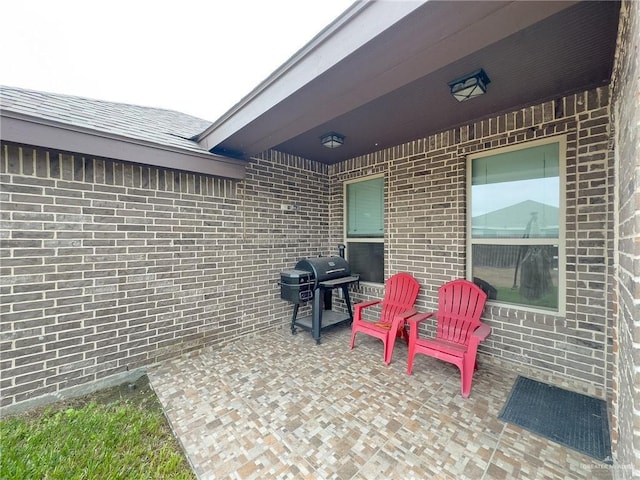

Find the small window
[[468, 138, 565, 313], [345, 175, 384, 283]]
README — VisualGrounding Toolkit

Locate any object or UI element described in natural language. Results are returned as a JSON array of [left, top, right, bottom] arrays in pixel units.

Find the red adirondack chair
[[349, 272, 420, 364], [407, 279, 489, 398]]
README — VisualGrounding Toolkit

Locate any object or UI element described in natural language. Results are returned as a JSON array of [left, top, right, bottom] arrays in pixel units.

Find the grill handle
[[325, 268, 346, 275]]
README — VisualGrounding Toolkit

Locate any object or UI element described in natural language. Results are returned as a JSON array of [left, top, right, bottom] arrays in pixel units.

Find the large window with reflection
[[345, 175, 384, 283], [467, 137, 565, 313]]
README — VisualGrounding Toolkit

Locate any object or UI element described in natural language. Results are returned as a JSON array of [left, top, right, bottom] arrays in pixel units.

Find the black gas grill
[[280, 255, 359, 344]]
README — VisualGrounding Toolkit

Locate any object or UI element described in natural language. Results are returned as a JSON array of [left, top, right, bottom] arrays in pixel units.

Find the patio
[[148, 325, 612, 480]]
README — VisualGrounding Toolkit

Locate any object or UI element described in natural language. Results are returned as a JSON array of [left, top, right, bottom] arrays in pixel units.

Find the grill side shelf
[[318, 275, 360, 288]]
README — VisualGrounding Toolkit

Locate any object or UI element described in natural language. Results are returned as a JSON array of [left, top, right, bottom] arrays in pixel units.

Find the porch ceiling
[[201, 1, 620, 164]]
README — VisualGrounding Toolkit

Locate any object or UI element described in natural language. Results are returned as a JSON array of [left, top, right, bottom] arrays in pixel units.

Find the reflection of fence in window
[[473, 245, 520, 268], [474, 245, 558, 272]]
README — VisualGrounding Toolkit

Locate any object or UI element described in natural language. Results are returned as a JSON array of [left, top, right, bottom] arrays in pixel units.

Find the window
[[467, 137, 565, 313], [345, 175, 384, 283]]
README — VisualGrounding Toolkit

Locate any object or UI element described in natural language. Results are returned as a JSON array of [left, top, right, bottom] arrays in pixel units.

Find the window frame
[[344, 173, 385, 285], [466, 135, 567, 315]]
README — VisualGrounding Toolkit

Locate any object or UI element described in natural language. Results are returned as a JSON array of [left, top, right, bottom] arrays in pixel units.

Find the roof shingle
[[0, 85, 213, 155]]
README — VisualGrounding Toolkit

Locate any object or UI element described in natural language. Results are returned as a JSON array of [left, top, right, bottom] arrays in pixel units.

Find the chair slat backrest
[[436, 279, 487, 345], [380, 273, 420, 323]]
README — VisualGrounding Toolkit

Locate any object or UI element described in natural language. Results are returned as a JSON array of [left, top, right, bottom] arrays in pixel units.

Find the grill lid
[[295, 256, 351, 287]]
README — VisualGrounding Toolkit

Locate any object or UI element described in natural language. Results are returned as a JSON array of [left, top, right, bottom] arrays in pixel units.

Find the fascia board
[[0, 112, 246, 179]]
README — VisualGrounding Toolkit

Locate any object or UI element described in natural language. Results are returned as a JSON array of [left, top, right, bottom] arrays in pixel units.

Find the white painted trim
[[343, 172, 385, 284]]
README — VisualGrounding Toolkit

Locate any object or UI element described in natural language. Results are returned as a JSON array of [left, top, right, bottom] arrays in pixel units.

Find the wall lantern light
[[448, 69, 491, 102], [320, 132, 345, 148]]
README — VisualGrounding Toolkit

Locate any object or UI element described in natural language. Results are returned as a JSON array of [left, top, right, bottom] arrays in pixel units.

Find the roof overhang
[[197, 0, 422, 153], [1, 111, 246, 179], [198, 0, 619, 164]]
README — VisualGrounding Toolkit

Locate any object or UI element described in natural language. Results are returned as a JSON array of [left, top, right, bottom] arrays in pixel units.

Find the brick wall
[[0, 86, 619, 429], [610, 0, 640, 475], [0, 146, 330, 411], [329, 87, 614, 398]]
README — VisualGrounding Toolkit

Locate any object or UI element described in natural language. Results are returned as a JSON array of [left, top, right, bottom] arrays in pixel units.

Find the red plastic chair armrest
[[407, 312, 434, 327], [354, 300, 382, 321], [472, 323, 491, 341], [395, 308, 418, 321], [354, 300, 381, 311]]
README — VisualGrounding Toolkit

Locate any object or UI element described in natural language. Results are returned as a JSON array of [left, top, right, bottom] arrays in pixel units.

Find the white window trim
[[466, 135, 567, 316], [344, 173, 385, 284]]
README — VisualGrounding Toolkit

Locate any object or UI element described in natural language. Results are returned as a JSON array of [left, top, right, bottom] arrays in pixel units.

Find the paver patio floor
[[148, 326, 612, 480]]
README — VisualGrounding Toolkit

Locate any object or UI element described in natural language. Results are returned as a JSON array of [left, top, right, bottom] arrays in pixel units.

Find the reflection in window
[[468, 140, 564, 312], [472, 244, 559, 310], [472, 179, 559, 238], [347, 242, 384, 284], [345, 176, 384, 283]]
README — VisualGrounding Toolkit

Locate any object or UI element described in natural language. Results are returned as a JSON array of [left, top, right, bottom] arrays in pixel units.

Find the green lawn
[[0, 378, 195, 480], [495, 285, 558, 310]]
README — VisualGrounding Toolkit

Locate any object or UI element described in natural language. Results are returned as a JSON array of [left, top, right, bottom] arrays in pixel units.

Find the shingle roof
[[0, 85, 214, 155], [472, 200, 559, 234]]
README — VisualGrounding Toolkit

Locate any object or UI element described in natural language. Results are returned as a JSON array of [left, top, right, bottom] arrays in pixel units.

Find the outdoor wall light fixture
[[320, 132, 345, 148], [448, 69, 491, 102]]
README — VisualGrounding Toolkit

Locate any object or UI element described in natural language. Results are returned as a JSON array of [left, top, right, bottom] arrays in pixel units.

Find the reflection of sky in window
[[472, 177, 559, 217]]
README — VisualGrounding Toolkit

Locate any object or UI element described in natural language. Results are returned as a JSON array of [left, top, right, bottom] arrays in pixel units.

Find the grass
[[495, 285, 558, 310], [0, 376, 195, 480]]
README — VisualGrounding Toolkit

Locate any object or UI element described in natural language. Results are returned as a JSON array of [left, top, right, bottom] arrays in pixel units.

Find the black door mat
[[499, 375, 612, 464]]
